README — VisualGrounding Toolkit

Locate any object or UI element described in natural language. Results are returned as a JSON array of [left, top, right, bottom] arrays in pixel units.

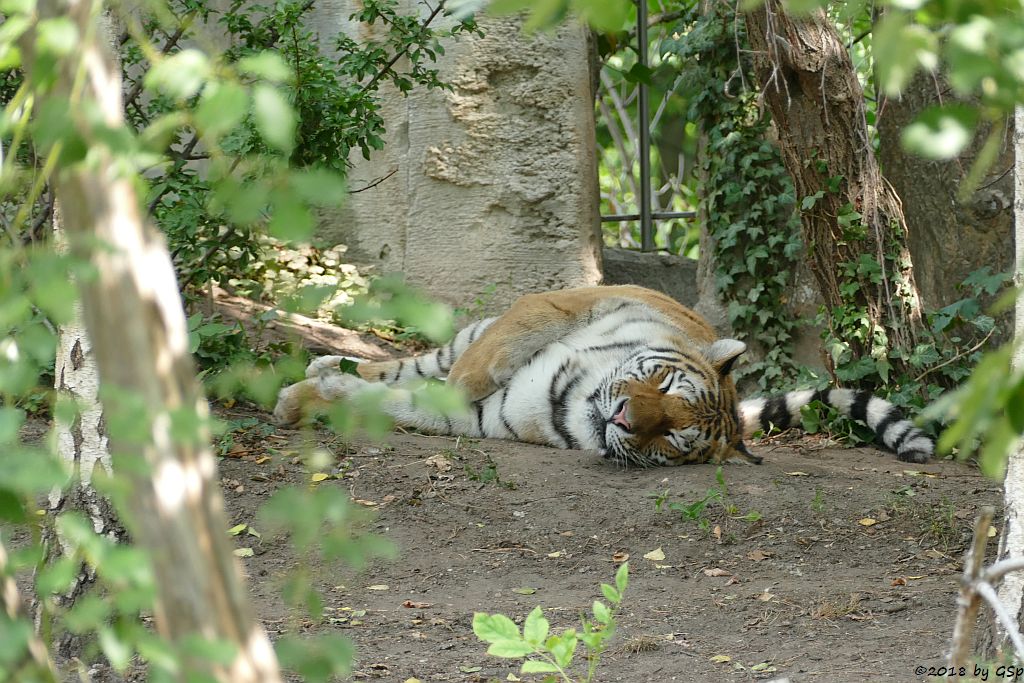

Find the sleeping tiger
[[273, 285, 933, 466]]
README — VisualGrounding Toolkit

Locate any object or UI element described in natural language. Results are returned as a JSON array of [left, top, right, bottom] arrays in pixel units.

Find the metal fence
[[599, 0, 695, 252]]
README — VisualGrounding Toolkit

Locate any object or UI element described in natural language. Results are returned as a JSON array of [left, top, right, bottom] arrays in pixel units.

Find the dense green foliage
[[669, 3, 804, 389], [0, 0, 469, 678]]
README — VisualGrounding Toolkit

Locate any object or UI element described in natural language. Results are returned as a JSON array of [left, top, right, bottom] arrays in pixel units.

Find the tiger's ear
[[706, 339, 746, 376]]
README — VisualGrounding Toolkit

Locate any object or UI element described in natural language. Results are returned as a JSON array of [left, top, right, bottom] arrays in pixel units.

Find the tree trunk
[[38, 207, 128, 659], [987, 104, 1024, 655], [21, 2, 282, 681], [743, 0, 924, 373], [878, 72, 1014, 311]]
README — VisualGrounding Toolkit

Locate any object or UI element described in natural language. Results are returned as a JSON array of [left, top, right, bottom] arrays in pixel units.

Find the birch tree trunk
[[38, 205, 127, 659], [743, 0, 925, 374], [987, 104, 1024, 654], [21, 2, 282, 680]]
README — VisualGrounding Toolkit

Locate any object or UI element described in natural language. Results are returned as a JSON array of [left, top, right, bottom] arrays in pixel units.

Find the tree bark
[[878, 72, 1013, 311], [39, 214, 128, 658], [988, 104, 1024, 655], [21, 2, 282, 681], [743, 0, 924, 370]]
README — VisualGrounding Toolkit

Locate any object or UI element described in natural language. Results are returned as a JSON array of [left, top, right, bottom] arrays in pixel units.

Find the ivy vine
[[666, 4, 803, 390]]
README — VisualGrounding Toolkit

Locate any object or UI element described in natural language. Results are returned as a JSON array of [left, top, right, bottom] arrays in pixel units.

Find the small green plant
[[473, 563, 628, 682], [464, 453, 515, 490], [810, 487, 826, 514], [657, 467, 762, 532]]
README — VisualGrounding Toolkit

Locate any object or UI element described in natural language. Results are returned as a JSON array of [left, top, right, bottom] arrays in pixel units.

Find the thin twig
[[982, 557, 1024, 586], [948, 506, 994, 670], [349, 168, 398, 194], [912, 329, 994, 384]]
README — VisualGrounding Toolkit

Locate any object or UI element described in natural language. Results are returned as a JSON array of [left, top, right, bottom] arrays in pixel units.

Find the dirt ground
[[214, 401, 1002, 683]]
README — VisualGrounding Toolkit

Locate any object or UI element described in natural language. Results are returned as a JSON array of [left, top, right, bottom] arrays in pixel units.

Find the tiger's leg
[[448, 287, 643, 401], [274, 370, 480, 433], [302, 317, 498, 388]]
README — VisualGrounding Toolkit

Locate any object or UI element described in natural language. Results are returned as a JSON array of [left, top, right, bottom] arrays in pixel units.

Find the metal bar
[[601, 211, 696, 222], [637, 0, 653, 252]]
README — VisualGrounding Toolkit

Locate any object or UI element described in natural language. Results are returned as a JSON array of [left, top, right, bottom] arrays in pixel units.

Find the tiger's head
[[590, 339, 760, 467]]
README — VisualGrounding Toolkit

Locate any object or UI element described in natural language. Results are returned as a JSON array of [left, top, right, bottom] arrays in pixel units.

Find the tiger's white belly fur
[[480, 310, 689, 449]]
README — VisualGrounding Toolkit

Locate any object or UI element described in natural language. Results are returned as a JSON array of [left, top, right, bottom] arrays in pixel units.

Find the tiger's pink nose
[[612, 402, 631, 430]]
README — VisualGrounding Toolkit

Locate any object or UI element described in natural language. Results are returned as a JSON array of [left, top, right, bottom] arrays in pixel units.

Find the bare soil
[[216, 403, 1001, 683]]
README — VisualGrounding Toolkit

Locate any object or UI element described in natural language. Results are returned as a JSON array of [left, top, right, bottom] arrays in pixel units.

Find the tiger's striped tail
[[356, 317, 497, 385], [738, 388, 933, 464]]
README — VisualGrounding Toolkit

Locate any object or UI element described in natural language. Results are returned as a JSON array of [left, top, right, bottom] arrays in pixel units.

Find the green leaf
[[873, 16, 937, 95], [614, 561, 629, 594], [36, 17, 78, 57], [547, 630, 578, 669], [592, 600, 611, 625], [0, 407, 23, 445], [196, 81, 248, 139], [275, 634, 353, 683], [253, 84, 295, 153], [290, 169, 347, 207], [487, 640, 536, 658], [472, 612, 521, 643], [521, 659, 560, 673], [64, 595, 111, 633], [98, 627, 132, 671], [36, 556, 79, 594], [180, 634, 239, 666], [144, 49, 210, 100], [268, 195, 313, 241], [600, 583, 619, 604], [572, 0, 631, 32], [523, 606, 550, 646], [0, 489, 26, 522], [901, 105, 977, 160], [237, 52, 294, 83]]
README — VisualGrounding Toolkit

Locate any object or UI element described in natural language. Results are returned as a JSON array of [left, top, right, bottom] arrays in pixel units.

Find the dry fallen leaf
[[756, 590, 775, 602], [747, 549, 772, 562], [713, 525, 722, 542], [858, 518, 878, 527], [703, 567, 732, 577], [643, 547, 666, 561], [311, 472, 330, 482], [255, 455, 272, 465], [612, 551, 629, 563], [424, 454, 452, 472], [891, 577, 907, 586], [402, 600, 432, 609], [989, 525, 998, 538], [233, 548, 253, 558], [512, 587, 537, 595], [367, 584, 389, 591], [547, 551, 564, 558], [709, 654, 731, 664], [786, 471, 810, 476], [354, 499, 378, 507]]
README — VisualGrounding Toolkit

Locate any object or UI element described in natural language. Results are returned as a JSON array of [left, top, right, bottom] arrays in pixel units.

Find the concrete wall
[[309, 4, 603, 311]]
